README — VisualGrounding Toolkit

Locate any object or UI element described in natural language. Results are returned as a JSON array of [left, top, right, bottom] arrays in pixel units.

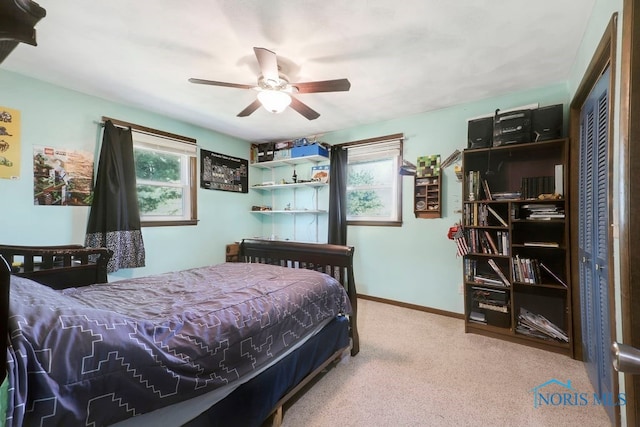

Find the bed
[[0, 239, 359, 427]]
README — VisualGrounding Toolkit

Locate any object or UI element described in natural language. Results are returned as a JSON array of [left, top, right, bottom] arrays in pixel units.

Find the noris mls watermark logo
[[530, 379, 626, 408]]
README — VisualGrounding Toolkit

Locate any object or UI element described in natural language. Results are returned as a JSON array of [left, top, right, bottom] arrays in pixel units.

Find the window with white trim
[[346, 136, 403, 225], [132, 130, 198, 226]]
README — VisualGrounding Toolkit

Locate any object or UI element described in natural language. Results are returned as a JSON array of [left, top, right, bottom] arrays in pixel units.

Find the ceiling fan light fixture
[[257, 90, 291, 113]]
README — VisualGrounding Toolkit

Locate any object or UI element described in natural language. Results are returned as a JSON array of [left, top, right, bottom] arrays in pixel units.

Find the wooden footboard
[[239, 238, 359, 356]]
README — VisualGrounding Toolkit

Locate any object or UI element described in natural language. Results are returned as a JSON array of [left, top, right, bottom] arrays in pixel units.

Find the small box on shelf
[[291, 144, 329, 158]]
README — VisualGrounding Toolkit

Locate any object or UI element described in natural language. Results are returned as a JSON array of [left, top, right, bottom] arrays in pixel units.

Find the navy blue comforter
[[5, 263, 350, 426]]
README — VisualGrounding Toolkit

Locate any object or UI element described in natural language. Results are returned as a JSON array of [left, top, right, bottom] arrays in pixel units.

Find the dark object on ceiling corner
[[0, 0, 46, 65]]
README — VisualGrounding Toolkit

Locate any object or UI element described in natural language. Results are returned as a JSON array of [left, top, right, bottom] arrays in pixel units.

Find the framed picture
[[200, 149, 248, 193]]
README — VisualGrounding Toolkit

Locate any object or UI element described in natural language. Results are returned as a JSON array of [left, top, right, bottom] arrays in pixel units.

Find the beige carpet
[[280, 299, 613, 427]]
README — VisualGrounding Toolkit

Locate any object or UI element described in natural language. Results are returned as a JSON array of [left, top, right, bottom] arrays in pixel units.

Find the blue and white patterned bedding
[[5, 262, 351, 426]]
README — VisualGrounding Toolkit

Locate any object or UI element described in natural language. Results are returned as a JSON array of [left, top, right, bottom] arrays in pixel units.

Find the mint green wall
[[0, 0, 618, 317], [322, 84, 569, 314], [0, 70, 261, 280]]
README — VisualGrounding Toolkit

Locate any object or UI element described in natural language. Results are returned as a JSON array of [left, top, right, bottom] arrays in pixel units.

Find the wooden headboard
[[1, 244, 112, 384], [0, 244, 112, 289]]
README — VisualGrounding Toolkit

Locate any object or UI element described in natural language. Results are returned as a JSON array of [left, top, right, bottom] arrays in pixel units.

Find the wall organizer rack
[[250, 155, 329, 243]]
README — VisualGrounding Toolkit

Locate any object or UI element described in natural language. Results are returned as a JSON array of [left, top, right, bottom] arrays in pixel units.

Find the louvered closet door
[[578, 66, 613, 419]]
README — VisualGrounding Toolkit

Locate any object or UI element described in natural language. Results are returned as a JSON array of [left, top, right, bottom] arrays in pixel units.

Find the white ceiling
[[4, 0, 595, 143]]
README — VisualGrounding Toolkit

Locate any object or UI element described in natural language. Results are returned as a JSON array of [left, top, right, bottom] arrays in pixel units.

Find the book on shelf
[[555, 164, 564, 196], [467, 171, 481, 201], [521, 203, 565, 220], [478, 302, 508, 313], [483, 230, 499, 254], [498, 231, 509, 256], [523, 242, 560, 248], [469, 311, 486, 324], [512, 255, 542, 284], [487, 205, 508, 227], [487, 259, 510, 287], [491, 191, 521, 200], [540, 262, 568, 287], [521, 175, 555, 199], [482, 179, 493, 201], [473, 275, 505, 287], [464, 258, 477, 281]]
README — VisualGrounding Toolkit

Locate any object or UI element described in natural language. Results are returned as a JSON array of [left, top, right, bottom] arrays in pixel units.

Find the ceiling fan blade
[[289, 97, 320, 120], [237, 99, 262, 117], [253, 47, 279, 83], [293, 78, 351, 94], [188, 78, 255, 90]]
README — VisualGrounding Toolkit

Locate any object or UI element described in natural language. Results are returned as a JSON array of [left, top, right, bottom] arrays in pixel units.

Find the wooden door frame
[[569, 12, 620, 426], [618, 0, 640, 425]]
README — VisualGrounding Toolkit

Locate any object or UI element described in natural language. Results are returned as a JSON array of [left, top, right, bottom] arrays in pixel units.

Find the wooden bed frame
[[0, 238, 358, 426]]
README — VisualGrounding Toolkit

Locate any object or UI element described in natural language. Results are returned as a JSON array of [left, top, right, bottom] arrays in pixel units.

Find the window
[[346, 135, 403, 226], [131, 129, 198, 227]]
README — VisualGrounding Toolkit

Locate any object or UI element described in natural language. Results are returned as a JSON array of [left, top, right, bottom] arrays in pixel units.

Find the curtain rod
[[100, 116, 197, 145], [333, 133, 404, 148]]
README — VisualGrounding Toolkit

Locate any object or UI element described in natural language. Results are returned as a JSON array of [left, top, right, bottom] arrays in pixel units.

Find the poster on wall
[[200, 148, 248, 193], [0, 106, 21, 180], [33, 146, 94, 206]]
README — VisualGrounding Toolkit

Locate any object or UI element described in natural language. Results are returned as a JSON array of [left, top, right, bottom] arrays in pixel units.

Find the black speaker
[[467, 116, 493, 149], [532, 104, 563, 142]]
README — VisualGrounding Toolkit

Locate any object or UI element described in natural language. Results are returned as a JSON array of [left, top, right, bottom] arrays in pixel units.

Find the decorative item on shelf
[[454, 165, 463, 181], [311, 165, 330, 183], [273, 140, 293, 160], [441, 149, 461, 169], [416, 154, 441, 177], [251, 205, 272, 211], [291, 137, 330, 158], [399, 159, 417, 176]]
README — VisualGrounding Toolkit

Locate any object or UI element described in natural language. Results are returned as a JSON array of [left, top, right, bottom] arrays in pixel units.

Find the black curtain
[[85, 120, 145, 273], [328, 145, 348, 245]]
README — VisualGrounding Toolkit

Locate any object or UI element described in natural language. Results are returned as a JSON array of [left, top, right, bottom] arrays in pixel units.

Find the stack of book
[[521, 204, 565, 220], [492, 191, 521, 200], [516, 308, 569, 342]]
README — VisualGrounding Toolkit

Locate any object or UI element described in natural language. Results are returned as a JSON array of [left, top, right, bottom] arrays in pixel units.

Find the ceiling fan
[[188, 47, 351, 120]]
